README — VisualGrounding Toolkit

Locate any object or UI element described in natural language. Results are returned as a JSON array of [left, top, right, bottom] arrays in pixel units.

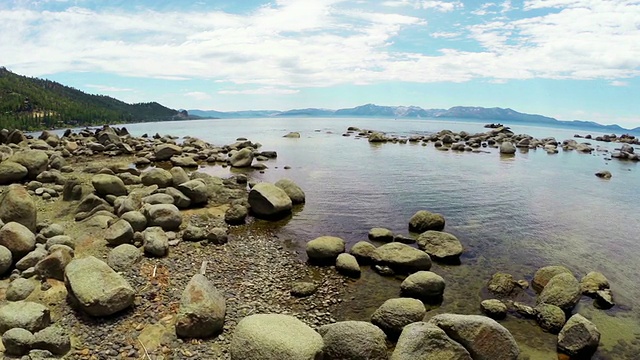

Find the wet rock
[[429, 313, 520, 360], [225, 204, 248, 225], [335, 253, 360, 277], [306, 236, 345, 264], [6, 278, 37, 301], [145, 204, 182, 231], [371, 298, 426, 339], [481, 299, 507, 320], [537, 272, 581, 311], [317, 321, 387, 360], [143, 227, 169, 257], [595, 289, 615, 309], [64, 256, 135, 316], [229, 148, 253, 167], [33, 325, 71, 355], [595, 170, 612, 179], [141, 168, 173, 188], [91, 174, 127, 197], [283, 132, 301, 138], [368, 227, 394, 242], [400, 271, 445, 300], [532, 265, 572, 292], [580, 271, 610, 295], [500, 142, 516, 154], [0, 161, 28, 184], [2, 328, 35, 356], [290, 282, 318, 297], [558, 314, 600, 357], [0, 184, 37, 232], [0, 301, 50, 333], [487, 272, 516, 297], [535, 303, 565, 334], [230, 313, 323, 360], [408, 210, 445, 233], [392, 322, 472, 360], [175, 274, 226, 338], [511, 302, 537, 318], [178, 180, 208, 205], [107, 244, 142, 272], [248, 182, 293, 219], [0, 221, 36, 259], [349, 241, 376, 265], [0, 244, 12, 275], [416, 230, 463, 261], [371, 242, 431, 274], [274, 178, 306, 204], [104, 219, 134, 246]]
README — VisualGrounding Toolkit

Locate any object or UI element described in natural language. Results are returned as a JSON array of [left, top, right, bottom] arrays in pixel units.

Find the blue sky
[[1, 0, 638, 126]]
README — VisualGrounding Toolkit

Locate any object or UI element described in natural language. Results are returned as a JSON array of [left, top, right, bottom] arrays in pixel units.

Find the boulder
[[40, 223, 64, 238], [225, 204, 248, 225], [163, 187, 192, 209], [0, 301, 50, 333], [580, 271, 610, 295], [141, 168, 173, 188], [0, 221, 36, 259], [416, 231, 463, 260], [400, 271, 445, 300], [335, 253, 360, 277], [121, 211, 147, 232], [182, 225, 207, 242], [274, 178, 306, 204], [145, 204, 182, 231], [0, 244, 12, 275], [104, 219, 134, 246], [175, 274, 226, 338], [480, 299, 508, 320], [408, 210, 445, 233], [2, 328, 34, 356], [230, 314, 323, 360], [487, 272, 516, 297], [557, 314, 600, 357], [595, 170, 612, 179], [64, 256, 135, 316], [392, 322, 472, 360], [155, 144, 182, 161], [371, 298, 426, 338], [283, 132, 301, 138], [9, 150, 49, 179], [91, 174, 127, 197], [33, 325, 71, 355], [0, 184, 37, 232], [142, 227, 169, 257], [371, 242, 431, 273], [368, 227, 394, 242], [143, 193, 174, 205], [532, 265, 572, 292], [178, 180, 209, 205], [368, 132, 386, 142], [171, 156, 198, 168], [6, 278, 37, 301], [290, 282, 318, 297], [499, 142, 516, 154], [229, 148, 253, 167], [170, 166, 190, 186], [0, 161, 28, 184], [15, 247, 47, 271], [317, 321, 387, 360], [45, 235, 75, 249], [535, 303, 565, 334], [206, 227, 229, 245], [35, 249, 73, 281], [306, 236, 345, 264], [107, 244, 142, 272], [76, 194, 111, 215], [429, 314, 520, 360], [248, 182, 293, 219], [537, 272, 581, 311]]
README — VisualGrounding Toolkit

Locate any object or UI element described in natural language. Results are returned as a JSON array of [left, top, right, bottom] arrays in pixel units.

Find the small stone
[[291, 282, 318, 297], [2, 327, 35, 356], [481, 299, 507, 319]]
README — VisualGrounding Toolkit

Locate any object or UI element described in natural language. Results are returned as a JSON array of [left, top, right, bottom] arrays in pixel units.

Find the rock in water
[[0, 221, 36, 259], [175, 274, 226, 338], [155, 144, 182, 161], [535, 303, 566, 334], [400, 271, 445, 300], [537, 272, 581, 311], [371, 242, 431, 273], [368, 227, 394, 242], [248, 182, 293, 219], [335, 253, 360, 277], [500, 142, 516, 154], [480, 299, 508, 320], [0, 301, 51, 333], [229, 148, 254, 167], [317, 321, 387, 360], [558, 314, 600, 357], [64, 256, 135, 316], [306, 236, 345, 264], [580, 271, 610, 295], [283, 132, 301, 138], [532, 265, 572, 292], [274, 178, 306, 204], [595, 170, 612, 179], [392, 322, 472, 360], [371, 298, 426, 339], [416, 230, 463, 261], [230, 314, 323, 360], [408, 210, 445, 233], [487, 272, 516, 297], [0, 184, 37, 232], [349, 241, 376, 264], [429, 314, 520, 360]]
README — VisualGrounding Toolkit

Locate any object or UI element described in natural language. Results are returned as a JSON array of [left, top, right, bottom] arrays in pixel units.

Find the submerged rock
[[248, 182, 293, 220], [416, 230, 463, 261], [408, 210, 445, 233], [558, 314, 600, 357], [371, 242, 431, 273], [371, 298, 426, 339], [537, 272, 581, 311], [318, 321, 387, 360], [392, 322, 472, 360], [532, 265, 572, 292]]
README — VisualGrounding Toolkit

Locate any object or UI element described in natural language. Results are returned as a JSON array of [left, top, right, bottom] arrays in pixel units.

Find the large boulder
[[274, 178, 306, 204], [35, 249, 73, 281], [0, 301, 51, 333], [0, 161, 28, 184], [535, 303, 566, 334], [142, 227, 169, 257], [580, 271, 610, 295], [0, 245, 12, 275], [335, 253, 360, 277], [0, 184, 37, 232], [392, 322, 472, 360], [107, 244, 141, 272], [408, 210, 445, 233], [178, 180, 208, 205], [537, 272, 581, 311], [371, 242, 431, 273], [487, 272, 516, 297], [170, 166, 190, 186], [500, 142, 516, 154], [306, 236, 345, 264], [64, 256, 135, 316], [349, 241, 377, 264], [371, 298, 426, 339], [557, 314, 600, 357], [416, 231, 463, 261], [155, 144, 182, 161], [400, 271, 445, 300], [317, 321, 387, 360], [141, 168, 173, 188], [0, 221, 36, 259], [248, 182, 293, 219], [104, 219, 134, 246], [175, 274, 226, 338], [2, 328, 34, 356], [429, 314, 520, 360], [532, 265, 572, 292], [229, 148, 253, 167], [92, 174, 127, 197], [230, 314, 323, 360], [9, 150, 49, 179], [144, 204, 182, 231], [121, 211, 147, 232]]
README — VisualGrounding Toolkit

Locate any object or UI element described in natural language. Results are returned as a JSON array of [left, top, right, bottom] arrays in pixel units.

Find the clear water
[[120, 117, 640, 359]]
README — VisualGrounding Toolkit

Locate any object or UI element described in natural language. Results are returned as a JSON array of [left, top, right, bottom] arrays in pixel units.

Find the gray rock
[[290, 282, 318, 297], [558, 314, 600, 357], [182, 225, 207, 242], [480, 299, 508, 320], [2, 327, 35, 356], [0, 301, 50, 333], [107, 244, 142, 272], [580, 271, 610, 295], [274, 178, 306, 204], [142, 193, 175, 205], [368, 227, 394, 242], [225, 204, 248, 225], [104, 219, 134, 246], [416, 230, 463, 260], [487, 272, 516, 296], [171, 155, 198, 168], [6, 278, 37, 301], [155, 143, 182, 161], [392, 322, 472, 360], [532, 265, 572, 292], [141, 168, 173, 188], [0, 244, 12, 275], [230, 314, 323, 360], [229, 148, 254, 167], [145, 204, 182, 231], [283, 131, 301, 138], [371, 298, 426, 338], [0, 161, 28, 185], [511, 302, 537, 318], [206, 227, 229, 245], [248, 182, 293, 219], [306, 236, 345, 263], [535, 303, 565, 334], [400, 271, 445, 300], [595, 289, 615, 309], [91, 174, 127, 197], [35, 249, 73, 281], [76, 194, 111, 215], [143, 227, 169, 257], [33, 325, 71, 355], [121, 211, 147, 232], [64, 256, 135, 316], [178, 180, 208, 205], [408, 210, 445, 233], [163, 187, 192, 209], [335, 253, 360, 277], [595, 170, 612, 179], [0, 184, 37, 232], [500, 142, 516, 154], [39, 223, 64, 238], [349, 241, 376, 264], [170, 167, 190, 187], [175, 274, 226, 338], [537, 272, 581, 311], [45, 235, 75, 249], [9, 150, 49, 179], [318, 321, 387, 360], [371, 242, 431, 274], [0, 221, 36, 259], [429, 313, 520, 360]]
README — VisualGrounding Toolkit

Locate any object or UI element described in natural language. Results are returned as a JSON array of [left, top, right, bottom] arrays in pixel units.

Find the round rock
[[318, 321, 387, 360], [371, 242, 431, 274], [306, 236, 345, 264], [408, 210, 445, 233], [416, 230, 463, 260], [480, 299, 508, 320], [349, 241, 376, 264], [400, 271, 445, 300], [392, 322, 472, 360], [371, 298, 426, 339]]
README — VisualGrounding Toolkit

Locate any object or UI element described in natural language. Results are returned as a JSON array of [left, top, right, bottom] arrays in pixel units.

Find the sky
[[1, 0, 639, 127]]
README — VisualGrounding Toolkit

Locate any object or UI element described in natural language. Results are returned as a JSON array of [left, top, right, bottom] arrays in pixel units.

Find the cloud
[[217, 87, 300, 95], [85, 84, 134, 92], [383, 0, 463, 12], [610, 80, 629, 87], [184, 91, 213, 100], [430, 31, 461, 38]]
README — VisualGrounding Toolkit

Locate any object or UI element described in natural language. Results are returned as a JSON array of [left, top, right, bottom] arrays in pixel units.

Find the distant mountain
[[0, 67, 184, 130], [190, 104, 639, 133]]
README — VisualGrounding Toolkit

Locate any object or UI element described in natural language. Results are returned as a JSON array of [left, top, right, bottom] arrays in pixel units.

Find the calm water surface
[[123, 117, 640, 359]]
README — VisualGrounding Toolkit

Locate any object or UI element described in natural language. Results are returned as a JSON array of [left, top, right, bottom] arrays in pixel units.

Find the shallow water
[[120, 117, 640, 359]]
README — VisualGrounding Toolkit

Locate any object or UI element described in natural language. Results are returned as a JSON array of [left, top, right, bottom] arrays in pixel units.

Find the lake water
[[122, 117, 640, 359]]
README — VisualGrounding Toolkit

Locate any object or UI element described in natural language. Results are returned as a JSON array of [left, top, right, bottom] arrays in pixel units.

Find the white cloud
[[431, 31, 461, 38], [184, 91, 213, 100], [85, 84, 133, 92], [610, 80, 629, 87], [218, 87, 300, 95], [382, 0, 463, 11]]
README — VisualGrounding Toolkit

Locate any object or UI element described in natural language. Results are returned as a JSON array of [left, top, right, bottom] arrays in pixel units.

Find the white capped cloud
[[218, 87, 300, 95], [610, 80, 629, 87], [184, 91, 213, 100], [85, 84, 134, 92], [430, 31, 461, 38], [383, 0, 463, 11]]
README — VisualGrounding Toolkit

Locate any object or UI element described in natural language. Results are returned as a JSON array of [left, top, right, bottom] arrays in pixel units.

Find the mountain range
[[189, 104, 640, 133]]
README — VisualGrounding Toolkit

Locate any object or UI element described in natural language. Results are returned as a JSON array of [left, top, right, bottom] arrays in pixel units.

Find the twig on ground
[[138, 338, 152, 360], [152, 264, 157, 277], [200, 261, 208, 275]]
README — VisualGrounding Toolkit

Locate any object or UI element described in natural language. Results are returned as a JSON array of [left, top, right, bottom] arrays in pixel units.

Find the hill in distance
[[0, 67, 189, 130]]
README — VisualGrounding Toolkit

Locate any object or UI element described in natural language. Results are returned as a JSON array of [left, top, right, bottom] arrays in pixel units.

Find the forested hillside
[[0, 67, 180, 130]]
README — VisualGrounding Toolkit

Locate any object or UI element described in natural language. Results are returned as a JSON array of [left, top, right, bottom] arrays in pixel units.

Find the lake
[[123, 117, 640, 359]]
